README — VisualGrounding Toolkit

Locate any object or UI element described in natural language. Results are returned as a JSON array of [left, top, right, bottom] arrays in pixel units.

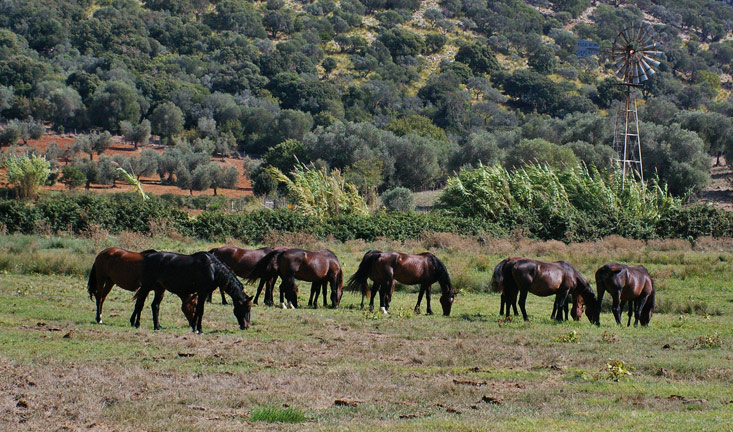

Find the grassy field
[[0, 233, 731, 431]]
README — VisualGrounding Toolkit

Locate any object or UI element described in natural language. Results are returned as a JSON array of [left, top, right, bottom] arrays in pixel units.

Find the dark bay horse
[[247, 248, 343, 309], [499, 258, 598, 323], [87, 247, 196, 325], [491, 257, 583, 321], [132, 251, 253, 333], [208, 246, 283, 305], [595, 263, 655, 327], [347, 251, 455, 316]]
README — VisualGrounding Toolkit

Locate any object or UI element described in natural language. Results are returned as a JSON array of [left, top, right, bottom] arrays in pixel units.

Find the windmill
[[609, 22, 663, 186]]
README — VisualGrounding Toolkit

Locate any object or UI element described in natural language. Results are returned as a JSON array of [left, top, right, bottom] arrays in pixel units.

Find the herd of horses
[[87, 246, 655, 333]]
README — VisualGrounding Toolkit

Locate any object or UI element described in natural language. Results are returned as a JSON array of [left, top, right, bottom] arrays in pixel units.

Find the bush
[[382, 187, 414, 211], [3, 154, 51, 199]]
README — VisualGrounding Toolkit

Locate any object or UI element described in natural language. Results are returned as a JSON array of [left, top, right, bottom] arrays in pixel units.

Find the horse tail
[[87, 263, 97, 300], [641, 280, 655, 325], [491, 258, 509, 293], [346, 250, 381, 294], [246, 250, 283, 284]]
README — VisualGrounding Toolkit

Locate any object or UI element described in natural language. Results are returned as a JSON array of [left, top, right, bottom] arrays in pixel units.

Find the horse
[[132, 251, 253, 333], [500, 258, 598, 323], [595, 263, 655, 327], [346, 251, 455, 316], [246, 248, 343, 309], [208, 246, 283, 305], [490, 257, 522, 317], [87, 247, 196, 326]]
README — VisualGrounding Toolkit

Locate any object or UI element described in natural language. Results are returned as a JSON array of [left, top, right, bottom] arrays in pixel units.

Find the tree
[[381, 186, 413, 212], [150, 102, 184, 144], [120, 119, 151, 149], [424, 33, 447, 55], [89, 81, 141, 132], [450, 131, 504, 170], [455, 43, 499, 75], [3, 154, 51, 199], [209, 164, 239, 195], [505, 138, 579, 170], [322, 57, 338, 77], [0, 123, 20, 146], [61, 165, 86, 190], [528, 45, 557, 74], [46, 87, 83, 129], [378, 28, 425, 58]]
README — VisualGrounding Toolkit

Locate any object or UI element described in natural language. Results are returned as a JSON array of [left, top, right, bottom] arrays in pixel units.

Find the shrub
[[3, 154, 51, 199], [381, 187, 414, 212]]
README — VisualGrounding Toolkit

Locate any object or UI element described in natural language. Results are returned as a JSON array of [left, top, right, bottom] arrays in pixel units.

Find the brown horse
[[491, 257, 581, 320], [347, 251, 455, 316], [499, 258, 598, 323], [595, 263, 655, 327], [87, 247, 196, 325], [247, 248, 344, 309], [208, 246, 283, 305]]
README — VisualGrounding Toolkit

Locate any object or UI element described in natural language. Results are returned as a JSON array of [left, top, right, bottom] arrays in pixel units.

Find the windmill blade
[[641, 55, 660, 68], [636, 59, 649, 82], [640, 57, 657, 77]]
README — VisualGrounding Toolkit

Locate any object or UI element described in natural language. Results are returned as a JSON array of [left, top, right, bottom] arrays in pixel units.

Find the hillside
[[0, 0, 732, 201]]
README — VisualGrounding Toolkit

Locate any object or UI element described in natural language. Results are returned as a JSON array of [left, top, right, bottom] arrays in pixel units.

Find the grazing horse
[[595, 263, 655, 327], [87, 247, 196, 325], [490, 257, 522, 317], [500, 258, 598, 323], [132, 251, 253, 333], [247, 249, 343, 309], [208, 246, 283, 305], [346, 251, 455, 316]]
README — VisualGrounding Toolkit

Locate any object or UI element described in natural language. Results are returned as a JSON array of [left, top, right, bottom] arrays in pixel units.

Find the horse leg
[[554, 290, 570, 322], [369, 284, 378, 312], [623, 300, 632, 327], [254, 279, 266, 305], [266, 277, 276, 306], [425, 284, 433, 315], [551, 302, 558, 320], [150, 289, 165, 331], [611, 295, 622, 325], [193, 294, 207, 334], [518, 289, 529, 321], [414, 284, 425, 315], [279, 280, 287, 309], [500, 293, 505, 316], [596, 286, 606, 326], [95, 280, 114, 324], [634, 295, 649, 327], [130, 288, 149, 328], [219, 288, 228, 305], [563, 296, 569, 321], [384, 279, 395, 313], [309, 282, 318, 308], [323, 278, 330, 308]]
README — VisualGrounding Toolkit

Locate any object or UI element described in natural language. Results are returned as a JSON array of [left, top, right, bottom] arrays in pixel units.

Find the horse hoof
[[98, 320, 103, 324], [414, 308, 421, 315], [281, 303, 288, 309], [289, 303, 296, 310], [426, 310, 433, 315], [380, 307, 388, 314]]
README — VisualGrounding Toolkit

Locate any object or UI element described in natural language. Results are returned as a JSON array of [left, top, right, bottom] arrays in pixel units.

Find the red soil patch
[[1, 133, 253, 198]]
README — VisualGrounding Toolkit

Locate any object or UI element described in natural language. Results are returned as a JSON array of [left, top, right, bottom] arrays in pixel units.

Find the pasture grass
[[0, 232, 731, 431], [250, 405, 307, 423]]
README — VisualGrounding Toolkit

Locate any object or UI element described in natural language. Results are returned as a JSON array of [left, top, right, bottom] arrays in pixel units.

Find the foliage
[[3, 153, 50, 199], [250, 405, 306, 423], [267, 164, 368, 219], [605, 359, 633, 382], [381, 187, 413, 212], [438, 163, 691, 241], [60, 165, 86, 190]]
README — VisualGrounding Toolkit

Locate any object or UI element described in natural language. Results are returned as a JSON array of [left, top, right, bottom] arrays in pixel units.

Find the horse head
[[233, 293, 253, 330]]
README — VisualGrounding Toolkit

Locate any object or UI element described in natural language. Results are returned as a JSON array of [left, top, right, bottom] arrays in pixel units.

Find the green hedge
[[0, 193, 730, 242]]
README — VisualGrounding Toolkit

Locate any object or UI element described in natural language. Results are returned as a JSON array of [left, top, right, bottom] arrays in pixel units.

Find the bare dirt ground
[[701, 156, 733, 211]]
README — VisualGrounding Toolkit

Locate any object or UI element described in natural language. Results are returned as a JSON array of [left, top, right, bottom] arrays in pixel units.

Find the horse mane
[[346, 250, 381, 293], [428, 253, 452, 295], [140, 249, 157, 255], [246, 249, 284, 284], [206, 252, 247, 302]]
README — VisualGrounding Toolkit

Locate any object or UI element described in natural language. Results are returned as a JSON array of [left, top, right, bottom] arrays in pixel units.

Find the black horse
[[132, 251, 253, 333]]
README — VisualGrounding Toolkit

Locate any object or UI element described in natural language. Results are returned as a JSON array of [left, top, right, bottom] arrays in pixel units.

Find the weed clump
[[605, 359, 633, 382], [250, 405, 305, 423], [554, 330, 579, 343]]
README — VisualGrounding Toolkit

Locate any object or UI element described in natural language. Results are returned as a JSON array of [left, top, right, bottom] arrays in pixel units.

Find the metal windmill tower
[[610, 22, 663, 186]]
